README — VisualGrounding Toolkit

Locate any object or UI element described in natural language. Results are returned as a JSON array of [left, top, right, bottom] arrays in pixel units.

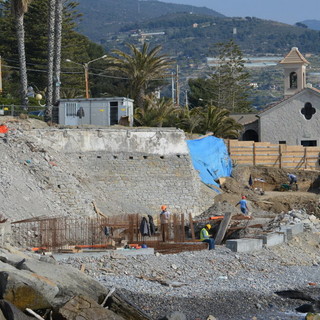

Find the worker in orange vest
[[160, 205, 170, 242]]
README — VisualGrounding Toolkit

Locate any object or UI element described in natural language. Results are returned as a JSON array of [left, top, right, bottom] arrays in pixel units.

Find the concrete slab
[[280, 223, 304, 241], [226, 238, 263, 253], [259, 232, 285, 247]]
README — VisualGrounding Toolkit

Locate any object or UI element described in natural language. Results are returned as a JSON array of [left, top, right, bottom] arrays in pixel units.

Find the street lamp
[[66, 55, 107, 99], [35, 93, 46, 107]]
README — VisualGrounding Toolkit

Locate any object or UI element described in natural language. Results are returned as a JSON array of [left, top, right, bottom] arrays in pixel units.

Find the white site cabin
[[58, 97, 134, 126]]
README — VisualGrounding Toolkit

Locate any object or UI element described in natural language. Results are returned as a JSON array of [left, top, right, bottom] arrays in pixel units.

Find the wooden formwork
[[227, 140, 320, 171]]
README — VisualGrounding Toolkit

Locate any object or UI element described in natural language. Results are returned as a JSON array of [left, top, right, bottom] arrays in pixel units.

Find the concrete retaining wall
[[27, 128, 215, 216], [28, 128, 189, 155]]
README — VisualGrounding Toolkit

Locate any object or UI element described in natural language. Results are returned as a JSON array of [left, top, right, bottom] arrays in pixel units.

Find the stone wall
[[27, 128, 216, 217], [72, 151, 212, 216]]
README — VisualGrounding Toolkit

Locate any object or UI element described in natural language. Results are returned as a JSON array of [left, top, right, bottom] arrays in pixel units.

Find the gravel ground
[[57, 231, 320, 320]]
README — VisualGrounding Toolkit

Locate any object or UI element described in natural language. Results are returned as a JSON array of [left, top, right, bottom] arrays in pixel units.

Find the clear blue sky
[[160, 0, 320, 25]]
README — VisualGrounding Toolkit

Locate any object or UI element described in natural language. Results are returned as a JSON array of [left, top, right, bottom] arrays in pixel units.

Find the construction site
[[1, 116, 320, 320]]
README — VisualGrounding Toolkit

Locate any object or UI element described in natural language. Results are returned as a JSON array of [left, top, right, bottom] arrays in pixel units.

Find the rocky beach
[[57, 229, 320, 320]]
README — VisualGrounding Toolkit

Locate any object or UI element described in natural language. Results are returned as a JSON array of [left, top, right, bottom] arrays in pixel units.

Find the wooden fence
[[227, 140, 320, 170]]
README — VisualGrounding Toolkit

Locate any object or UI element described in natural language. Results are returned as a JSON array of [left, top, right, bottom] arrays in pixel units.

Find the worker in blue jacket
[[287, 173, 298, 190], [200, 224, 215, 250], [236, 196, 249, 215]]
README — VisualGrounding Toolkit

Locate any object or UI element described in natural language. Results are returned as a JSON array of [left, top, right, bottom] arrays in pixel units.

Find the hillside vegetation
[[76, 0, 320, 58], [300, 19, 320, 31], [75, 0, 320, 109], [76, 0, 224, 40]]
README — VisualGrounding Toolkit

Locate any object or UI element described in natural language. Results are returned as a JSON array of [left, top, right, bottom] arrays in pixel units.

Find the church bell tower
[[280, 47, 309, 98]]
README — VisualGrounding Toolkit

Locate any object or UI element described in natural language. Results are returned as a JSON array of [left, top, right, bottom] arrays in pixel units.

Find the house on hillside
[[239, 47, 320, 146]]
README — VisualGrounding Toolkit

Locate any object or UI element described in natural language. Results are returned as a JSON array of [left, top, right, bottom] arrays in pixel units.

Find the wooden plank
[[189, 213, 195, 241], [304, 154, 320, 158], [228, 140, 254, 147], [304, 148, 307, 170], [181, 214, 185, 242], [279, 144, 283, 169], [255, 146, 279, 149], [215, 212, 232, 245], [230, 153, 253, 156], [255, 153, 279, 157], [92, 200, 109, 219], [255, 159, 279, 163], [254, 156, 279, 160], [234, 161, 254, 165]]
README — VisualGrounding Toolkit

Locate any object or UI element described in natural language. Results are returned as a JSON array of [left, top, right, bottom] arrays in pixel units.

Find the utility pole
[[84, 63, 89, 99], [171, 72, 175, 103], [185, 90, 188, 108], [176, 65, 179, 106], [66, 55, 107, 99]]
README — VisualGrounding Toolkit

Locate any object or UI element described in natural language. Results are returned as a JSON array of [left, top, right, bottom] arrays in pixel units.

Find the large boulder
[[0, 245, 108, 310], [58, 295, 125, 320]]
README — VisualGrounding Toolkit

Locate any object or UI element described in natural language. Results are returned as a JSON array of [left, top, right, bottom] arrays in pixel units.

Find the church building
[[240, 47, 320, 146]]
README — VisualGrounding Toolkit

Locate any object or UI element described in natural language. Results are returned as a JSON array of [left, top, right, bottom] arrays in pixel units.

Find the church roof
[[279, 47, 310, 65], [230, 113, 258, 125], [258, 87, 320, 116]]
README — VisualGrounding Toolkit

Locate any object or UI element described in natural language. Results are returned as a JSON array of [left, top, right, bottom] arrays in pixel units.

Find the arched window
[[290, 72, 297, 88], [301, 102, 316, 120]]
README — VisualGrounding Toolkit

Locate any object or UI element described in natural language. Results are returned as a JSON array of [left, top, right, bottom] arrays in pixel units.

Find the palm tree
[[175, 105, 204, 134], [200, 104, 243, 138], [11, 0, 32, 108], [46, 0, 56, 121], [46, 0, 63, 122], [107, 43, 172, 109], [134, 94, 177, 127], [53, 0, 63, 105]]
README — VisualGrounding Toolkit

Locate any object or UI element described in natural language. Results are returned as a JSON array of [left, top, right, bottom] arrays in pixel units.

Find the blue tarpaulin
[[187, 136, 232, 188]]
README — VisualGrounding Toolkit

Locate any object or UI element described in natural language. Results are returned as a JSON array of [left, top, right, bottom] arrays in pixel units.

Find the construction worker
[[200, 224, 215, 250], [287, 173, 298, 190], [236, 196, 249, 215], [160, 205, 170, 242]]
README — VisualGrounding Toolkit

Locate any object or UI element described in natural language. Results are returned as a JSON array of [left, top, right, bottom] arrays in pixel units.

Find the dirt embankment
[[215, 166, 320, 216]]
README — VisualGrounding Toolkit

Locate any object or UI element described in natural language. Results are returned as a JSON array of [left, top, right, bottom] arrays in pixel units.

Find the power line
[[2, 63, 179, 81]]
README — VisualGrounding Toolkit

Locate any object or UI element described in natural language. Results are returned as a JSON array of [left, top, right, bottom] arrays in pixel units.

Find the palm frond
[[11, 0, 32, 16]]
